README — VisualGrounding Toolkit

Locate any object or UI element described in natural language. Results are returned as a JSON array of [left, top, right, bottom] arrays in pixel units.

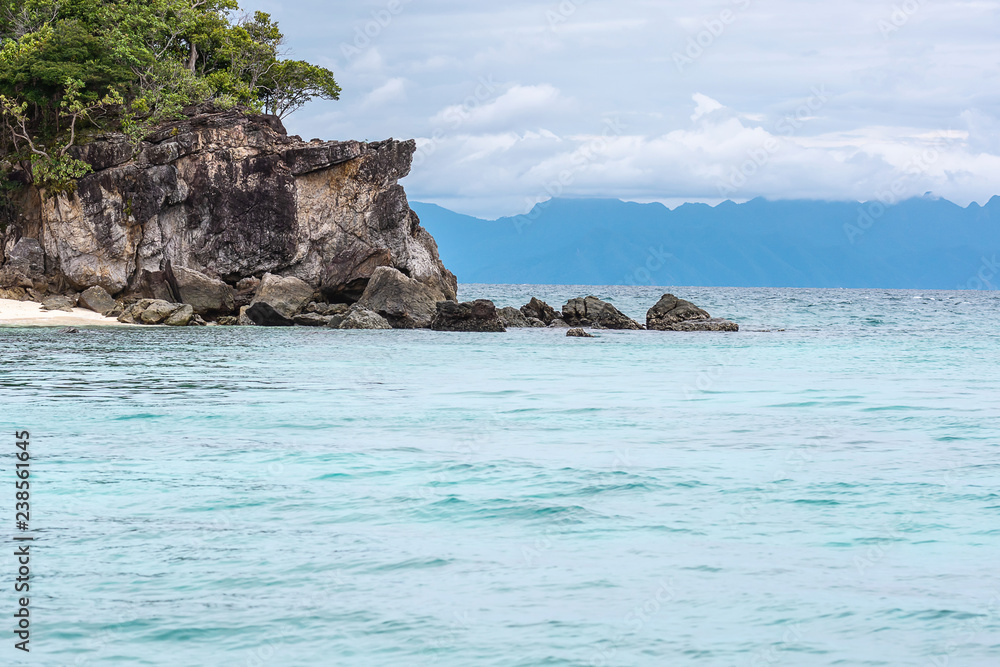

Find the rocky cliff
[[0, 108, 456, 305]]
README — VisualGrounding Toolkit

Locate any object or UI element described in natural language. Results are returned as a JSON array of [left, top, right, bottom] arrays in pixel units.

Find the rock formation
[[646, 294, 739, 332], [520, 297, 558, 325], [431, 300, 506, 332], [561, 296, 642, 330], [0, 107, 456, 314]]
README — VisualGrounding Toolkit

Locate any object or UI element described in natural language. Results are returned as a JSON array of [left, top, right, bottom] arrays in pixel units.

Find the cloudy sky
[[246, 0, 1000, 218]]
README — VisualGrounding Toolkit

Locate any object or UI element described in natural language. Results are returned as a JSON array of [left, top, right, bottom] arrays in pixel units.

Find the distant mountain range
[[411, 197, 1000, 289]]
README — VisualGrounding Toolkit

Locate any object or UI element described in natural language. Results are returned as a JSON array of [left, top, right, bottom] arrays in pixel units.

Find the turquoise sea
[[2, 285, 999, 666]]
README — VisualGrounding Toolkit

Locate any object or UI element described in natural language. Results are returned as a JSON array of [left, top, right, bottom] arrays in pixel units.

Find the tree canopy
[[0, 0, 340, 192]]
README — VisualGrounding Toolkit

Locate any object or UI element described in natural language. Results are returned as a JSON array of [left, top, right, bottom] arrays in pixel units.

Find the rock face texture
[[431, 300, 506, 332], [357, 266, 446, 329], [562, 296, 642, 330], [0, 107, 456, 308], [646, 294, 739, 332], [520, 297, 558, 325]]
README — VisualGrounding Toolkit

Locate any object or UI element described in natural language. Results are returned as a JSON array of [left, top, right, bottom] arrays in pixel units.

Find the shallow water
[[1, 286, 999, 666]]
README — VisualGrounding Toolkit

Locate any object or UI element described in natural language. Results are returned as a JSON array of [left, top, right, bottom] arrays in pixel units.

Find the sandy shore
[[0, 298, 133, 327]]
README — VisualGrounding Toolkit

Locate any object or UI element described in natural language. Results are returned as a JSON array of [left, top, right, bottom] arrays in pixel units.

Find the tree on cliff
[[0, 0, 340, 194]]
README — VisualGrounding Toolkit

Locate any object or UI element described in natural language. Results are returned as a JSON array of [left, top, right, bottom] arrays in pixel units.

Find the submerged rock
[[646, 294, 738, 332], [431, 300, 506, 332], [566, 328, 594, 338], [562, 296, 642, 330], [78, 286, 117, 316]]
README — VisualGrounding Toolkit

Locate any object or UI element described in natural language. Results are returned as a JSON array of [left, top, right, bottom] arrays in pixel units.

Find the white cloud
[[256, 0, 1000, 217]]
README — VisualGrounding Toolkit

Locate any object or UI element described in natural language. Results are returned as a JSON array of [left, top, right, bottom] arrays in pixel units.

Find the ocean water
[[2, 285, 999, 666]]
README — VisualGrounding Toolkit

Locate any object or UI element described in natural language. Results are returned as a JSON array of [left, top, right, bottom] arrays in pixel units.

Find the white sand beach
[[0, 298, 132, 327]]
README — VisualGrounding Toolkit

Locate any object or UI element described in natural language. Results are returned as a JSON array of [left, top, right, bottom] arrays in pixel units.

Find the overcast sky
[[246, 0, 1000, 218]]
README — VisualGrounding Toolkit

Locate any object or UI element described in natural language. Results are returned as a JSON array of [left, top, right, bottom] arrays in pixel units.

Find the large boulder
[[520, 297, 558, 324], [646, 294, 739, 332], [169, 265, 235, 315], [245, 273, 314, 326], [78, 286, 117, 316], [164, 304, 194, 326], [357, 266, 445, 329], [337, 305, 391, 330], [562, 296, 642, 330], [431, 300, 506, 332]]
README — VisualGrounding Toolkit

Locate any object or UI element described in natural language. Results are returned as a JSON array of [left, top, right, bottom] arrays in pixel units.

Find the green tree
[[0, 0, 340, 192]]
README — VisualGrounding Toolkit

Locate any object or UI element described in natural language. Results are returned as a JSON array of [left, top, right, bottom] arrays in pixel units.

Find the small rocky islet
[[0, 107, 738, 334]]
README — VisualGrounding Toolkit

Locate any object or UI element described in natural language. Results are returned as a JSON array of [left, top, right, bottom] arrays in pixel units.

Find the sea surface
[[1, 285, 999, 666]]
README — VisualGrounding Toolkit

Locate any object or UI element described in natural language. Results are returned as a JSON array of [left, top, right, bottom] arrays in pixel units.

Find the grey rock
[[520, 297, 558, 324], [326, 314, 345, 329], [358, 266, 446, 328], [567, 328, 594, 338], [237, 305, 256, 326], [140, 300, 179, 324], [562, 296, 642, 329], [431, 300, 506, 332], [1, 109, 457, 302], [170, 265, 235, 315], [547, 318, 570, 328], [337, 305, 391, 330], [59, 327, 80, 334], [164, 304, 194, 326], [7, 239, 45, 278], [498, 306, 530, 328], [41, 295, 77, 312], [0, 266, 33, 289], [249, 273, 315, 322], [646, 293, 738, 332], [293, 313, 333, 327], [190, 315, 209, 326], [79, 286, 117, 315]]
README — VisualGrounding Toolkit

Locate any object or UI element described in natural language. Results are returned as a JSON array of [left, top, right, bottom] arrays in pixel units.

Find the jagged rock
[[140, 300, 179, 324], [0, 108, 457, 302], [190, 315, 208, 326], [498, 306, 530, 328], [59, 327, 80, 334], [337, 305, 391, 330], [169, 265, 235, 315], [215, 316, 237, 325], [0, 266, 34, 289], [164, 304, 194, 326], [237, 305, 255, 326], [0, 287, 29, 301], [326, 314, 345, 329], [431, 300, 506, 332], [646, 294, 739, 332], [567, 328, 594, 338], [79, 286, 117, 315], [137, 269, 177, 301], [7, 239, 45, 278], [547, 318, 570, 328], [357, 266, 445, 328], [520, 297, 558, 325], [234, 276, 260, 309], [562, 296, 642, 330], [245, 273, 314, 325], [41, 294, 77, 312], [293, 313, 332, 327]]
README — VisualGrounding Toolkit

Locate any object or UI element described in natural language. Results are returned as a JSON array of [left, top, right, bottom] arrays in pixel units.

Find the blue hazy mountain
[[411, 197, 1000, 289]]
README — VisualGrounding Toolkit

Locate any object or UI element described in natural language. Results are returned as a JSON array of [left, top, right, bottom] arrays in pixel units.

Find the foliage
[[0, 0, 339, 192]]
